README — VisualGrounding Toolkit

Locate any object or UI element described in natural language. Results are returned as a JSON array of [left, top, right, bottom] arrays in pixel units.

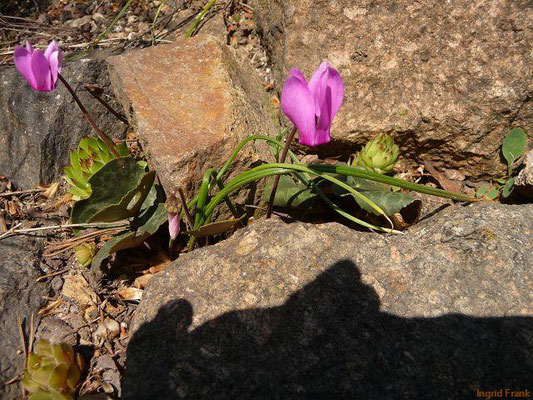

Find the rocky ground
[[1, 1, 532, 399]]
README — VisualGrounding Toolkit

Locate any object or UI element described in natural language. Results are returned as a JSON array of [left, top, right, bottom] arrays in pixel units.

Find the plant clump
[[74, 242, 97, 268], [64, 137, 128, 201], [353, 134, 399, 174], [21, 340, 84, 400]]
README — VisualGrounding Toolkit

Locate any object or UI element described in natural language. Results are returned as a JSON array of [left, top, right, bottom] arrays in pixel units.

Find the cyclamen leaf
[[475, 185, 490, 199], [477, 184, 500, 200], [91, 200, 168, 271], [502, 128, 527, 171], [71, 157, 155, 224]]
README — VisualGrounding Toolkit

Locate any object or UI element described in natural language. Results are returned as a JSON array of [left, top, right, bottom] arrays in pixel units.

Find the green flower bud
[[74, 243, 97, 268], [353, 134, 399, 174], [22, 340, 84, 400]]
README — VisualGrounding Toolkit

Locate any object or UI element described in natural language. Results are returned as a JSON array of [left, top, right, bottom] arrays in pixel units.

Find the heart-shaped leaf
[[71, 157, 156, 224]]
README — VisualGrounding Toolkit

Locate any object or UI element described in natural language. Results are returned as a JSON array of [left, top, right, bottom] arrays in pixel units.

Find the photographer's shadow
[[123, 260, 532, 399]]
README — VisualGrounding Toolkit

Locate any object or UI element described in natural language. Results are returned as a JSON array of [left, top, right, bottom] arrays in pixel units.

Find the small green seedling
[[501, 127, 527, 198], [476, 127, 528, 200], [502, 128, 527, 177]]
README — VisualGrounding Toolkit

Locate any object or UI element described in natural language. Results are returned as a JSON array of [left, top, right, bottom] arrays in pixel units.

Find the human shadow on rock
[[123, 260, 533, 399]]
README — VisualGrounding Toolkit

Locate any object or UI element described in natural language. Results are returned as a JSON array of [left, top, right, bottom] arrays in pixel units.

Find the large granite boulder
[[253, 0, 533, 178], [123, 202, 533, 398], [0, 58, 125, 189], [0, 237, 47, 400], [108, 34, 278, 202]]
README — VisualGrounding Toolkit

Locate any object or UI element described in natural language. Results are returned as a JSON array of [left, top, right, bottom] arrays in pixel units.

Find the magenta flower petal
[[323, 66, 344, 122], [14, 40, 61, 92], [44, 40, 59, 60], [30, 49, 52, 91], [281, 73, 317, 146], [307, 61, 329, 98], [168, 212, 180, 240], [289, 67, 307, 85], [281, 61, 344, 147], [14, 46, 37, 89], [45, 41, 61, 87]]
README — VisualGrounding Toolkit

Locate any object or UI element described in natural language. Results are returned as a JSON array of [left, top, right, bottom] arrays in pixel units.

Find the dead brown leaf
[[424, 162, 464, 193], [116, 287, 143, 302]]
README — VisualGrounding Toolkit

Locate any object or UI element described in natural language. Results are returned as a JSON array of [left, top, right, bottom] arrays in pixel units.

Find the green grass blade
[[185, 0, 217, 38]]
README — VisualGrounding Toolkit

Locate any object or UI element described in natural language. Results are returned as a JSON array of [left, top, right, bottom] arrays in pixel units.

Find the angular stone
[[123, 202, 533, 398], [0, 237, 47, 400], [108, 34, 277, 202], [515, 150, 533, 199], [0, 58, 126, 189], [253, 0, 533, 178]]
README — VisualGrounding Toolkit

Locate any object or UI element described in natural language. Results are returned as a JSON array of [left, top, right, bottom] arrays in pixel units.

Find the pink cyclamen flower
[[14, 41, 62, 92], [281, 61, 344, 147], [168, 212, 181, 240]]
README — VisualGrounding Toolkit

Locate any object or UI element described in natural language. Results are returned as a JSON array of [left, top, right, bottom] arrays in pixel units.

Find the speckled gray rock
[[515, 150, 533, 199], [124, 202, 533, 399], [0, 237, 47, 400], [0, 58, 125, 189], [253, 0, 533, 178]]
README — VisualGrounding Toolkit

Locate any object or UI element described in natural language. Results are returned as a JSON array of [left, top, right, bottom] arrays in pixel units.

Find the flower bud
[[353, 134, 399, 174], [165, 194, 181, 240], [74, 243, 96, 268]]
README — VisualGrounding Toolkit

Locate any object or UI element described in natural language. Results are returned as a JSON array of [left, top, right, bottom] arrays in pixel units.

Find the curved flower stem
[[58, 73, 121, 157], [266, 126, 297, 218], [82, 83, 129, 124]]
